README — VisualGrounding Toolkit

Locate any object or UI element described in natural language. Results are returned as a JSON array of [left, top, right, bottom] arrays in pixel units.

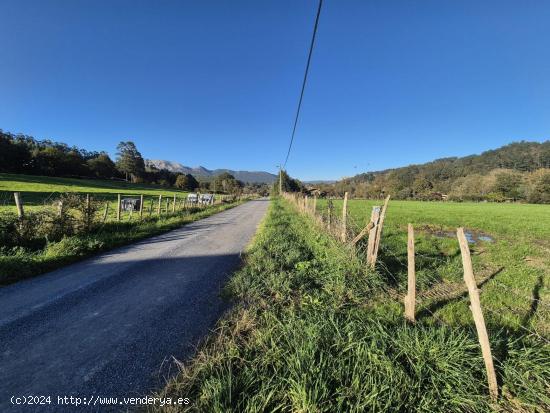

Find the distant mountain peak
[[145, 159, 276, 184]]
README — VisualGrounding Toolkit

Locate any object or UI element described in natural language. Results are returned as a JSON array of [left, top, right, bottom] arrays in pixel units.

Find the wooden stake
[[327, 199, 333, 231], [351, 221, 374, 246], [157, 195, 162, 215], [313, 196, 317, 215], [13, 192, 24, 218], [370, 195, 390, 267], [341, 192, 348, 242], [173, 194, 176, 212], [405, 224, 416, 322], [102, 201, 109, 223], [139, 194, 144, 219], [366, 206, 381, 265], [457, 227, 498, 401], [86, 194, 91, 230], [117, 194, 121, 221], [58, 199, 65, 217]]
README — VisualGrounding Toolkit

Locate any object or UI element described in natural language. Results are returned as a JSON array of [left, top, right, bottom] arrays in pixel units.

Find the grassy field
[[315, 199, 550, 338], [151, 198, 549, 412], [0, 173, 189, 220]]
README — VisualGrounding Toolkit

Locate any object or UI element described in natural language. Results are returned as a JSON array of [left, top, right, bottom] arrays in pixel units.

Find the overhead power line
[[283, 0, 323, 169]]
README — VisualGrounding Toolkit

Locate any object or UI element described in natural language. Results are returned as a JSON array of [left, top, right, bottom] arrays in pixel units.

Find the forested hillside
[[321, 141, 550, 203]]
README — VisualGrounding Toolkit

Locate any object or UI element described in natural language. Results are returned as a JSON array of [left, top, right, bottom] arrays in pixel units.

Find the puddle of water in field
[[421, 227, 494, 243]]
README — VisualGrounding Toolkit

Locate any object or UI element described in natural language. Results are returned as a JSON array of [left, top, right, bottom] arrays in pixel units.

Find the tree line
[[0, 130, 264, 194], [316, 141, 550, 203]]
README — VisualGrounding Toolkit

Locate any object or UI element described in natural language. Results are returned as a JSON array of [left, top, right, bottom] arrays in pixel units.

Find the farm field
[[0, 173, 190, 220], [153, 197, 549, 412], [315, 198, 550, 337]]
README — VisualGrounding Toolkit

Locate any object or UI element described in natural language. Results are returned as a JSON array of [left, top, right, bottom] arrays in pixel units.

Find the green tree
[[274, 170, 305, 194], [87, 153, 118, 178], [115, 141, 145, 182], [175, 174, 199, 191]]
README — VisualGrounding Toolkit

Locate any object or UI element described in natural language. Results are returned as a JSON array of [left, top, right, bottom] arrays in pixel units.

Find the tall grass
[[151, 199, 549, 412]]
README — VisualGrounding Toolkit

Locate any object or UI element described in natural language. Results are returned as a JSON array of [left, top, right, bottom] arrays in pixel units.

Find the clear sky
[[1, 1, 549, 181]]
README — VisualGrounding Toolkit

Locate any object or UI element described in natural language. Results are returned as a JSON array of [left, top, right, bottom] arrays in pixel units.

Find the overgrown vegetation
[[0, 199, 242, 285], [151, 199, 549, 412], [318, 141, 550, 203]]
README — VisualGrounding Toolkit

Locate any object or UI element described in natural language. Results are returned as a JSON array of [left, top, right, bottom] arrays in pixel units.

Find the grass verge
[[0, 201, 242, 285], [150, 198, 549, 412]]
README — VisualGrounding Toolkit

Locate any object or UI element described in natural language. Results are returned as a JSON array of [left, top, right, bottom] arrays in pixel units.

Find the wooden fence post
[[173, 194, 176, 213], [313, 196, 317, 215], [86, 194, 91, 230], [165, 197, 169, 214], [58, 199, 65, 217], [304, 195, 308, 214], [405, 224, 416, 322], [341, 192, 348, 242], [327, 199, 333, 231], [370, 195, 390, 268], [139, 194, 144, 219], [457, 227, 498, 401], [102, 201, 109, 223], [13, 192, 24, 218], [366, 206, 381, 265], [117, 194, 121, 221], [157, 195, 162, 215]]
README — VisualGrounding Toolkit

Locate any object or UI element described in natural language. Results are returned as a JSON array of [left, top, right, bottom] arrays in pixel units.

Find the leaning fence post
[[366, 206, 381, 265], [117, 194, 121, 221], [370, 195, 390, 268], [405, 224, 416, 322], [13, 192, 24, 218], [139, 194, 144, 219], [157, 195, 162, 215], [457, 227, 498, 401], [341, 192, 348, 242]]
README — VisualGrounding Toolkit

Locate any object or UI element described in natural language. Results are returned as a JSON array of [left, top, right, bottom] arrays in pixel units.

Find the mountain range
[[145, 159, 277, 184]]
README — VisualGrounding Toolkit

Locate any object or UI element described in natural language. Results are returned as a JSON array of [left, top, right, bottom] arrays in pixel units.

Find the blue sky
[[1, 0, 549, 181]]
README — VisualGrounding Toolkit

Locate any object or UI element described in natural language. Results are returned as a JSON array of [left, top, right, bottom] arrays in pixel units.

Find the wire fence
[[281, 191, 549, 401]]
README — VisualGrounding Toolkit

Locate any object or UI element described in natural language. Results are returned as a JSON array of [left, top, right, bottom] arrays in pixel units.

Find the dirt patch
[[524, 256, 549, 270]]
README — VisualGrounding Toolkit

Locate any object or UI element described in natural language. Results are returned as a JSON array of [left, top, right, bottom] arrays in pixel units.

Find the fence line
[[280, 191, 549, 401]]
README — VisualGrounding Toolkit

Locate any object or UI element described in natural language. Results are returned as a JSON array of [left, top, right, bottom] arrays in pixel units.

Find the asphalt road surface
[[0, 199, 269, 412]]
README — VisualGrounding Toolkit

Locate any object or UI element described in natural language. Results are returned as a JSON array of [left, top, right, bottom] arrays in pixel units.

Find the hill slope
[[325, 141, 550, 202]]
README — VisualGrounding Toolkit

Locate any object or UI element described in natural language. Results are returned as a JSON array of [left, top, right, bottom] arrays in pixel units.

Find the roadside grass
[[151, 198, 549, 412], [0, 201, 242, 285]]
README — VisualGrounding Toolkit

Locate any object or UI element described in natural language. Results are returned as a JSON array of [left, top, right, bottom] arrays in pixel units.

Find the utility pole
[[276, 165, 283, 194]]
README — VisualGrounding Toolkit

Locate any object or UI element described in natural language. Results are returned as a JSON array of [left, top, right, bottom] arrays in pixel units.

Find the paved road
[[0, 199, 269, 412]]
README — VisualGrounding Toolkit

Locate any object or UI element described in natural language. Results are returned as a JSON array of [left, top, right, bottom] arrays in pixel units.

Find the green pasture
[[0, 173, 188, 220], [316, 198, 550, 337]]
